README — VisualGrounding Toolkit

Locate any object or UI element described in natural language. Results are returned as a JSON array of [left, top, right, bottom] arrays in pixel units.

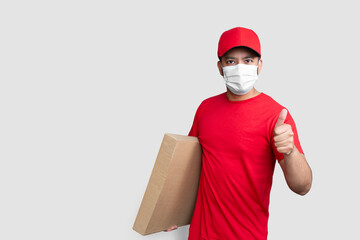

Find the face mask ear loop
[[220, 61, 225, 77], [256, 58, 261, 76], [220, 61, 224, 69]]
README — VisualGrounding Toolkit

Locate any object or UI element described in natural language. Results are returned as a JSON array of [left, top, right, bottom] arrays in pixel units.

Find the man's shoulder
[[201, 92, 226, 105], [261, 92, 286, 110], [261, 92, 299, 124], [194, 92, 226, 116]]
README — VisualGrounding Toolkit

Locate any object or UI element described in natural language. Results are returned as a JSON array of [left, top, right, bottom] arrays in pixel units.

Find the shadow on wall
[[173, 225, 189, 240]]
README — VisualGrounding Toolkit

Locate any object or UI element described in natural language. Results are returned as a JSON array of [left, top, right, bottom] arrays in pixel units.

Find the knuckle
[[274, 128, 281, 135]]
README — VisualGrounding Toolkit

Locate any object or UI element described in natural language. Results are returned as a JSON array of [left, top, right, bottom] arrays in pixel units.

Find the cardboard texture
[[132, 133, 202, 236]]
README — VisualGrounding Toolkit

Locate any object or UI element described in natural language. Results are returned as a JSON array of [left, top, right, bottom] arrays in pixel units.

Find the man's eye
[[226, 60, 235, 64], [245, 59, 253, 63]]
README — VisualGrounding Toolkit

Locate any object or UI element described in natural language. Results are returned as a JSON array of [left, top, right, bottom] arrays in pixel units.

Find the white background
[[1, 1, 359, 239]]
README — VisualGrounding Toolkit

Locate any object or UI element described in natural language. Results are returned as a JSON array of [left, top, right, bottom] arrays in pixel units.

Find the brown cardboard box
[[132, 133, 202, 235]]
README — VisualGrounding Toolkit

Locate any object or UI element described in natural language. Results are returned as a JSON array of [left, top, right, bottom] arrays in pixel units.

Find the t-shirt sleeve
[[271, 109, 305, 162], [188, 103, 201, 137]]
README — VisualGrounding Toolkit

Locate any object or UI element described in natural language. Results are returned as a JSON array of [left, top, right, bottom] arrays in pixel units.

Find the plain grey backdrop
[[1, 0, 359, 239]]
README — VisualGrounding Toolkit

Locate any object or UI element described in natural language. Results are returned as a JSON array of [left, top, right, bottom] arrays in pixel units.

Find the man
[[165, 27, 312, 239]]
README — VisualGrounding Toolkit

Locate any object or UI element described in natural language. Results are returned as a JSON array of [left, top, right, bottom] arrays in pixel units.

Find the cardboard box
[[132, 133, 202, 235]]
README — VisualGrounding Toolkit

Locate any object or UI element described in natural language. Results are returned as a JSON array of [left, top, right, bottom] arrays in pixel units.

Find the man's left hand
[[273, 109, 294, 156]]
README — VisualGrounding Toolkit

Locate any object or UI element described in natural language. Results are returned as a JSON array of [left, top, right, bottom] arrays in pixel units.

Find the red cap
[[217, 27, 261, 58]]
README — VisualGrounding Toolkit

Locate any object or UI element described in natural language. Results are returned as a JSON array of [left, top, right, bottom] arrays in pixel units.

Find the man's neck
[[226, 88, 261, 101]]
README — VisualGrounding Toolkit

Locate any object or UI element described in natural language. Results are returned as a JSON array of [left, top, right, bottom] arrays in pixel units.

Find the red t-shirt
[[187, 92, 304, 240]]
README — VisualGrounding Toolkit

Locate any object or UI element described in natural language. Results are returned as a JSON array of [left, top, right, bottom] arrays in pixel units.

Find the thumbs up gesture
[[274, 109, 295, 156]]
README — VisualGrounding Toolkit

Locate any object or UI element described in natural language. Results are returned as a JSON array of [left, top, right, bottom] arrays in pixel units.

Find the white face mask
[[222, 63, 259, 95]]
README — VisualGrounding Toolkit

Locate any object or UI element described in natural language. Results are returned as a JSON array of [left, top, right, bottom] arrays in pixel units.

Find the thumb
[[275, 109, 287, 128]]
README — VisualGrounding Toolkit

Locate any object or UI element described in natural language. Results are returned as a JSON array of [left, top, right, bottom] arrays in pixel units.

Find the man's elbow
[[297, 188, 310, 196], [289, 168, 313, 196], [292, 182, 312, 196]]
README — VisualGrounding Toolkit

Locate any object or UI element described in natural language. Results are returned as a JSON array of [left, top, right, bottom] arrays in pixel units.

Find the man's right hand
[[163, 225, 178, 232]]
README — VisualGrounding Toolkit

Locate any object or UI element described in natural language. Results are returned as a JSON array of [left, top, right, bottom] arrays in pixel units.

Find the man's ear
[[257, 59, 263, 75], [217, 61, 224, 76]]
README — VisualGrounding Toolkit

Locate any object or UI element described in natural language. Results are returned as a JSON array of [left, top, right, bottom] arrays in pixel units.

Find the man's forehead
[[223, 55, 256, 59], [223, 47, 259, 58]]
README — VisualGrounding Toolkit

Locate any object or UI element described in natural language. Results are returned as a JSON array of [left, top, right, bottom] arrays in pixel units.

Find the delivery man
[[165, 27, 312, 240]]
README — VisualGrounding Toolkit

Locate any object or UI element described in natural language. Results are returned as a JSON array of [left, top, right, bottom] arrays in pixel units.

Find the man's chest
[[197, 107, 272, 156]]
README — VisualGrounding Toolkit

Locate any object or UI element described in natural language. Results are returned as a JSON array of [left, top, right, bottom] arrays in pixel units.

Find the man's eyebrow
[[224, 56, 256, 59], [223, 56, 237, 59], [242, 55, 256, 59]]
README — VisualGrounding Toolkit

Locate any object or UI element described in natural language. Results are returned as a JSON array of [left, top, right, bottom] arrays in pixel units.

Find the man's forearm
[[282, 147, 312, 195]]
